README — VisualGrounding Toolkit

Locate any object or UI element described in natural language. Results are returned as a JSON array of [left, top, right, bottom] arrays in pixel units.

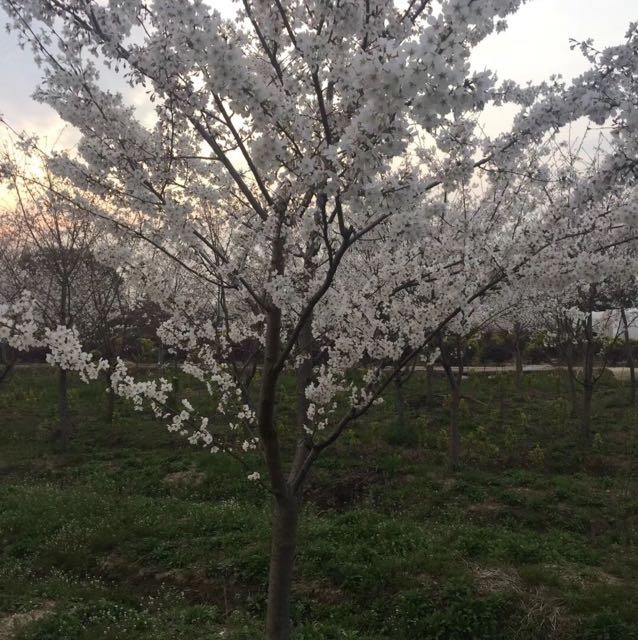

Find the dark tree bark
[[449, 385, 461, 469], [391, 362, 417, 445], [425, 363, 434, 407], [439, 335, 463, 471], [257, 216, 296, 640], [565, 340, 578, 419], [266, 495, 300, 640], [0, 343, 16, 386], [620, 307, 636, 405], [55, 366, 72, 448], [513, 322, 524, 391], [394, 376, 406, 433], [105, 369, 116, 424], [52, 270, 73, 447], [166, 363, 181, 412], [497, 374, 506, 430], [581, 288, 596, 439]]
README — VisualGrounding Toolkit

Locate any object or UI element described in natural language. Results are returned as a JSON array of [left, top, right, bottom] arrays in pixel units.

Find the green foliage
[[138, 338, 157, 364], [477, 330, 515, 364], [577, 612, 638, 640], [529, 443, 545, 468], [524, 332, 550, 364], [598, 336, 638, 366], [17, 600, 153, 639], [0, 367, 636, 639], [386, 579, 516, 639]]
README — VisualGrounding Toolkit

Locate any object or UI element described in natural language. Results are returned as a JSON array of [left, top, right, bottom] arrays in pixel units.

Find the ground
[[0, 366, 636, 639]]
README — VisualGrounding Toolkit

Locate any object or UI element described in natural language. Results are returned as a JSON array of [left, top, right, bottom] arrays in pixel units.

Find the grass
[[0, 365, 637, 639]]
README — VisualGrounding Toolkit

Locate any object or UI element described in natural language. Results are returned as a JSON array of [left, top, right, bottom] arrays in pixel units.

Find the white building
[[594, 309, 638, 340]]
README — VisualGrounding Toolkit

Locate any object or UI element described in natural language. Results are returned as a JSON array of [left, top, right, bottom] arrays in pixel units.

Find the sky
[[0, 1, 635, 149]]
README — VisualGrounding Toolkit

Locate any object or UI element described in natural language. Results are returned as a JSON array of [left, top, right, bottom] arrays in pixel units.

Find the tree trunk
[[258, 214, 295, 639], [449, 385, 461, 470], [425, 363, 434, 407], [55, 367, 72, 447], [439, 335, 463, 470], [581, 289, 596, 439], [394, 376, 405, 432], [289, 313, 314, 487], [0, 343, 15, 386], [105, 369, 115, 424], [620, 307, 636, 405], [106, 387, 115, 424], [581, 382, 593, 439], [513, 323, 524, 391], [168, 373, 180, 412], [515, 346, 523, 389], [55, 275, 72, 447], [565, 343, 578, 418], [266, 496, 300, 640], [497, 375, 505, 429]]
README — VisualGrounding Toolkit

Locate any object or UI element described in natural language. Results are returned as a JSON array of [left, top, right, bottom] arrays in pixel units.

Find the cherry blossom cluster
[[0, 292, 108, 382]]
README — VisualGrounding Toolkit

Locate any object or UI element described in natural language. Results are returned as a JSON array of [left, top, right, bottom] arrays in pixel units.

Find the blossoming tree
[[2, 1, 638, 637]]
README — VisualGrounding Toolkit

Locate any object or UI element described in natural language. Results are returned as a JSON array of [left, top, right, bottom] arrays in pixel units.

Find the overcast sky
[[0, 1, 635, 147]]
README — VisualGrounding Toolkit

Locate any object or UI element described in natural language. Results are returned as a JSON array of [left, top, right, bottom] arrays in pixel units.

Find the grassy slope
[[0, 366, 636, 639]]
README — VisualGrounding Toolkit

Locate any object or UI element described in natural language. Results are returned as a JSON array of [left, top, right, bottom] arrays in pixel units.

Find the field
[[0, 367, 637, 639]]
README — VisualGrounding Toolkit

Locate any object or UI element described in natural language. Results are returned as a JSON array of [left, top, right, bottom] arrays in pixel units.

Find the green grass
[[0, 366, 637, 639]]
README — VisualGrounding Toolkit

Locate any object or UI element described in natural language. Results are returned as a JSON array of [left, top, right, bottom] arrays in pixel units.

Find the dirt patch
[[589, 568, 624, 586], [0, 601, 55, 640], [471, 564, 523, 595], [163, 467, 206, 487], [468, 500, 505, 517], [99, 554, 253, 614], [509, 487, 547, 501]]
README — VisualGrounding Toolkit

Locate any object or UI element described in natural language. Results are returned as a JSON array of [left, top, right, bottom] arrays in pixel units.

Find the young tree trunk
[[565, 343, 578, 418], [266, 310, 315, 640], [54, 275, 72, 446], [620, 307, 636, 405], [105, 368, 115, 424], [425, 363, 435, 407], [497, 375, 505, 429], [259, 215, 297, 640], [168, 368, 180, 411], [581, 288, 596, 439], [581, 381, 593, 439], [513, 323, 524, 391], [439, 335, 462, 471], [449, 385, 461, 470], [266, 495, 300, 640], [394, 376, 405, 433], [56, 367, 72, 447], [106, 386, 115, 425], [0, 343, 15, 386]]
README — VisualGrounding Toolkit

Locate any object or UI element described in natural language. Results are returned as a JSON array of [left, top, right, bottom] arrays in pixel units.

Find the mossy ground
[[0, 366, 636, 639]]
